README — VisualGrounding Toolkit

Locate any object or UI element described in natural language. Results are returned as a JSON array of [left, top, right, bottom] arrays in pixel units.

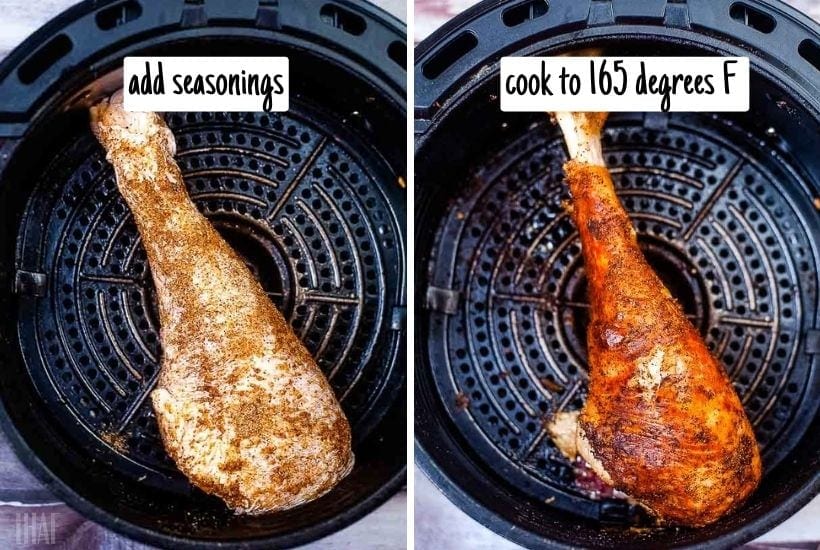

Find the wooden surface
[[0, 1, 406, 549], [413, 1, 820, 549]]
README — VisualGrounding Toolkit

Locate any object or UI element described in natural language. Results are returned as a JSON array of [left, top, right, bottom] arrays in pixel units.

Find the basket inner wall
[[0, 37, 406, 540], [415, 38, 819, 548]]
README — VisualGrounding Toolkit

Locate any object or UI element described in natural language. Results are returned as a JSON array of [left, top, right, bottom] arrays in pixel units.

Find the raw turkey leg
[[90, 92, 353, 514], [548, 112, 761, 526]]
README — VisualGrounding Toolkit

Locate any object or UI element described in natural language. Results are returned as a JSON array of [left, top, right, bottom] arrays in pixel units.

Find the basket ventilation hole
[[422, 31, 478, 79], [388, 40, 406, 70], [17, 34, 72, 84], [320, 4, 367, 36], [96, 0, 143, 30], [798, 39, 820, 71], [729, 3, 776, 33], [502, 0, 549, 27]]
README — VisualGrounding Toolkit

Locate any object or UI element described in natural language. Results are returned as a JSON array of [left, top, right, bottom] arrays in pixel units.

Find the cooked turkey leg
[[551, 111, 761, 526], [90, 92, 353, 514]]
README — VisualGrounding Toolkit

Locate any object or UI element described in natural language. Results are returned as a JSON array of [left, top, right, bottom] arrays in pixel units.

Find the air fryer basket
[[0, 0, 405, 547], [415, 0, 819, 548]]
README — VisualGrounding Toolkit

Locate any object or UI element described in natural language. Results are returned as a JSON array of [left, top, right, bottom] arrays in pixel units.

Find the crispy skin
[[563, 160, 761, 526], [90, 93, 353, 514]]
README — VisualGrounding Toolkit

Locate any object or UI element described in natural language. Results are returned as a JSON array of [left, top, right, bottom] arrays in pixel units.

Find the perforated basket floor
[[422, 113, 818, 522], [15, 104, 405, 493]]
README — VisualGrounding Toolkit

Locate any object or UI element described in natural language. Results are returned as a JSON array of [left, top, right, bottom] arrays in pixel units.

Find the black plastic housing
[[415, 0, 819, 548], [0, 0, 406, 548]]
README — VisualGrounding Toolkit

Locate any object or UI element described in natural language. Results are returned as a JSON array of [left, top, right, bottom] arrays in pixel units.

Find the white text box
[[500, 57, 749, 112], [123, 57, 288, 112]]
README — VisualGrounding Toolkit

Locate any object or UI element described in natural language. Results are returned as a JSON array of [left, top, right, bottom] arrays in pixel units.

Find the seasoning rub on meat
[[90, 92, 353, 514], [547, 112, 761, 527]]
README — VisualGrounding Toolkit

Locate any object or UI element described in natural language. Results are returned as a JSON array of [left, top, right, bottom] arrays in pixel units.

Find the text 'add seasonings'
[[123, 57, 288, 112], [500, 57, 749, 112]]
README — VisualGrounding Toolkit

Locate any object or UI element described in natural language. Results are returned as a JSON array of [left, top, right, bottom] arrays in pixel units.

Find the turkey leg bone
[[549, 111, 761, 526]]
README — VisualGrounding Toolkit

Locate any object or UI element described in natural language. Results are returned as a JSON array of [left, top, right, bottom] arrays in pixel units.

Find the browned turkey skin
[[550, 112, 762, 527]]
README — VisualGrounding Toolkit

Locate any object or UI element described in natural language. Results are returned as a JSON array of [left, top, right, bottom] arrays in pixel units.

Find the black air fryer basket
[[415, 0, 819, 548], [0, 0, 406, 547]]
